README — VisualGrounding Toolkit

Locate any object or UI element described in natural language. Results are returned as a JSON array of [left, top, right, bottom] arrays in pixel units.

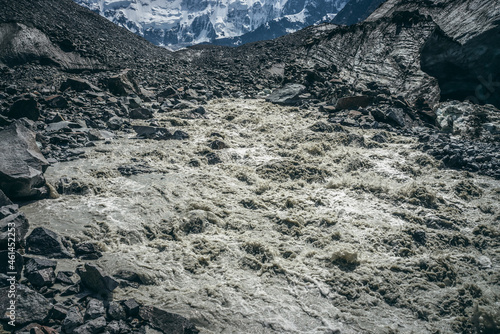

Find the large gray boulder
[[0, 284, 53, 326], [266, 84, 306, 105], [0, 121, 49, 199]]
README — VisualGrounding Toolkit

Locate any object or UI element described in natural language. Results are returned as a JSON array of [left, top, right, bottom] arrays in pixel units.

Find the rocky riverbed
[[19, 98, 500, 333]]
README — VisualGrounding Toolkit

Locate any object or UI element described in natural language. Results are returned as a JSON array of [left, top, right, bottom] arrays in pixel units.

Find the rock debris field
[[21, 99, 500, 334]]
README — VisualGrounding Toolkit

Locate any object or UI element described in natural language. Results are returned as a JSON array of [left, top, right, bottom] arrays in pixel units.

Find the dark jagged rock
[[24, 257, 57, 288], [107, 301, 126, 321], [7, 98, 40, 121], [129, 107, 153, 119], [0, 250, 23, 279], [0, 284, 53, 326], [77, 263, 119, 295], [74, 242, 102, 260], [139, 306, 199, 334], [335, 96, 373, 110], [0, 190, 12, 207], [103, 70, 140, 96], [132, 125, 173, 140], [123, 299, 140, 317], [45, 95, 69, 109], [73, 316, 107, 334], [56, 271, 75, 285], [266, 84, 306, 105], [0, 206, 29, 249], [60, 77, 99, 92], [0, 121, 49, 200], [62, 306, 84, 333], [26, 227, 72, 259], [85, 299, 106, 320]]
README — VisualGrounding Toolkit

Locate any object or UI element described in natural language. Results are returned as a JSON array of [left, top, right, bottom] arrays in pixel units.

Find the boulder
[[107, 301, 126, 321], [62, 306, 84, 333], [139, 306, 199, 334], [77, 263, 118, 295], [335, 96, 373, 110], [85, 299, 106, 320], [26, 227, 72, 258], [123, 299, 140, 317], [60, 78, 99, 92], [0, 121, 49, 199], [0, 208, 29, 249], [103, 69, 140, 96], [45, 95, 68, 109], [129, 107, 153, 119], [24, 257, 57, 287], [266, 84, 306, 105], [73, 316, 107, 334], [74, 242, 102, 260], [0, 284, 53, 326], [132, 125, 172, 140], [7, 98, 40, 121]]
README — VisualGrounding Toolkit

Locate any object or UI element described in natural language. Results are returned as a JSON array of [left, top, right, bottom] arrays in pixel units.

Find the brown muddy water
[[22, 99, 500, 333]]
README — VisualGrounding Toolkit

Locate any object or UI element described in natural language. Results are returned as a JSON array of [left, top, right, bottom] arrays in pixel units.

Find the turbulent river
[[22, 99, 500, 333]]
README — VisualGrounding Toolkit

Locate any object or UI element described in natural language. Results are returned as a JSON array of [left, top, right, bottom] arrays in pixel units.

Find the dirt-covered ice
[[22, 99, 500, 333]]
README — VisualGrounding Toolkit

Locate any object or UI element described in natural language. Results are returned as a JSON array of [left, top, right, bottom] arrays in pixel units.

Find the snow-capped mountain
[[73, 0, 348, 49]]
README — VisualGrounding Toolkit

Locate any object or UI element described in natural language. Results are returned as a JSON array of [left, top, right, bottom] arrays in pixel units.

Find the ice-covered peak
[[74, 0, 348, 48]]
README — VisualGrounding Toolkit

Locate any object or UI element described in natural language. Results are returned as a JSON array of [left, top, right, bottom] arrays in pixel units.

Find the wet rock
[[24, 257, 57, 288], [26, 227, 72, 258], [206, 152, 222, 165], [335, 96, 372, 110], [173, 130, 190, 140], [0, 208, 29, 249], [77, 263, 119, 295], [266, 83, 306, 105], [210, 139, 228, 149], [123, 299, 140, 317], [107, 301, 126, 321], [310, 122, 334, 133], [7, 98, 40, 121], [85, 299, 105, 320], [139, 305, 199, 334], [56, 271, 75, 285], [60, 78, 99, 92], [74, 242, 102, 260], [62, 306, 84, 333], [0, 121, 49, 199], [132, 125, 172, 140], [129, 107, 153, 119], [0, 250, 23, 279], [0, 284, 53, 326]]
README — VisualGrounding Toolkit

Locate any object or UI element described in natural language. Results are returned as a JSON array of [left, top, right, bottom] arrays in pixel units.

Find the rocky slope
[[73, 0, 348, 49]]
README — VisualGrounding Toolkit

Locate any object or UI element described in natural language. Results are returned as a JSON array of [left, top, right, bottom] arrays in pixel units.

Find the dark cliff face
[[365, 0, 500, 108]]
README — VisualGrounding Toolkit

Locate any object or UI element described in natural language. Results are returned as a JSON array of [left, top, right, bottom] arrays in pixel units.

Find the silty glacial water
[[22, 99, 500, 333]]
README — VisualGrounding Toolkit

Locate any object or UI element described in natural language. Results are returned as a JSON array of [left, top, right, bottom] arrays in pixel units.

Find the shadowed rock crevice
[[421, 25, 500, 108]]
